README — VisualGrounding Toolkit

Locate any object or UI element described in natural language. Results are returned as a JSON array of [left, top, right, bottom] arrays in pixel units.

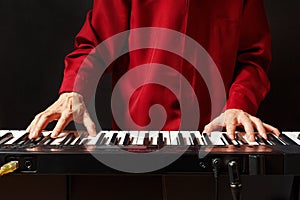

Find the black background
[[0, 0, 299, 131]]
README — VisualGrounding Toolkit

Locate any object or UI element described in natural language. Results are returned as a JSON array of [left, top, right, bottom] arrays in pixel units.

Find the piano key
[[0, 132, 14, 145], [62, 133, 76, 145], [136, 131, 147, 145], [148, 131, 159, 145], [143, 132, 150, 145], [209, 132, 225, 145], [170, 131, 180, 145], [95, 131, 108, 145], [178, 132, 185, 145], [267, 133, 285, 145], [190, 132, 199, 146], [4, 131, 27, 145], [157, 133, 164, 146], [79, 138, 91, 145], [33, 135, 45, 144], [254, 134, 264, 145], [51, 134, 70, 145], [123, 133, 131, 146], [236, 132, 259, 146], [222, 133, 233, 145], [298, 133, 300, 140], [13, 132, 30, 145], [279, 134, 298, 145], [235, 134, 247, 145], [38, 135, 55, 145], [281, 132, 300, 145], [160, 131, 171, 145], [101, 131, 118, 145], [202, 133, 213, 145], [128, 131, 139, 145], [109, 133, 118, 145], [191, 131, 203, 145]]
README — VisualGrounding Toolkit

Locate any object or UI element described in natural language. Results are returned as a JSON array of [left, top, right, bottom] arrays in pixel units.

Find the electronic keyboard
[[0, 130, 299, 175]]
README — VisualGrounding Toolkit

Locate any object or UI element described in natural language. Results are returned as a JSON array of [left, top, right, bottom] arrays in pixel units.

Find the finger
[[239, 115, 255, 142], [30, 113, 60, 139], [27, 113, 43, 139], [203, 123, 220, 135], [203, 114, 225, 135], [51, 112, 72, 138], [226, 123, 236, 140], [82, 111, 97, 137], [263, 123, 281, 136], [250, 116, 267, 139]]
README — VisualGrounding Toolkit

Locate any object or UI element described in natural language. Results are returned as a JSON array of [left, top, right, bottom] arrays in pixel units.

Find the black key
[[23, 138, 34, 146], [233, 134, 241, 147], [0, 132, 14, 145], [123, 133, 131, 146], [222, 133, 233, 145], [235, 134, 247, 145], [190, 133, 199, 146], [60, 133, 76, 145], [202, 133, 212, 145], [279, 134, 298, 145], [96, 133, 106, 145], [178, 132, 185, 145], [80, 139, 90, 145], [220, 137, 226, 145], [13, 132, 30, 145], [267, 134, 285, 145], [143, 133, 150, 146], [157, 133, 164, 146], [38, 135, 53, 145], [254, 134, 263, 145], [109, 133, 118, 145], [259, 135, 271, 145], [33, 135, 45, 144], [297, 134, 300, 141]]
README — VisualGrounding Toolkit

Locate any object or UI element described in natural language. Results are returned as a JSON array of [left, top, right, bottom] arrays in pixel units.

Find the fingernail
[[51, 132, 57, 138]]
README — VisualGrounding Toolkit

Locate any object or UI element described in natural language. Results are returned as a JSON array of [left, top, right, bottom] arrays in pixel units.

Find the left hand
[[203, 109, 280, 142]]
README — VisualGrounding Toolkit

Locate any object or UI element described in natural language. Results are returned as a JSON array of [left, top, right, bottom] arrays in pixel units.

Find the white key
[[159, 131, 171, 145], [117, 131, 128, 145], [0, 130, 15, 144], [180, 131, 192, 145], [51, 132, 70, 145], [129, 131, 139, 145], [84, 132, 104, 145], [103, 131, 119, 145], [282, 132, 300, 145], [170, 131, 179, 145], [5, 130, 28, 144], [210, 132, 225, 145], [190, 131, 204, 145], [238, 132, 259, 145], [149, 131, 159, 145], [136, 131, 148, 145], [70, 137, 81, 145]]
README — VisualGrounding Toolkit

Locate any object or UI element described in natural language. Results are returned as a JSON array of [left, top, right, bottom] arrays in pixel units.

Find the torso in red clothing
[[60, 0, 271, 131]]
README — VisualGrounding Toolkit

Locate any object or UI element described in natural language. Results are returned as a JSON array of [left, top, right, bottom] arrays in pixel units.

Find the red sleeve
[[226, 0, 272, 115], [59, 0, 130, 100]]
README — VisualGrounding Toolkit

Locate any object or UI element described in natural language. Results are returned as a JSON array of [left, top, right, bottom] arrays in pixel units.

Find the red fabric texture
[[59, 0, 271, 130]]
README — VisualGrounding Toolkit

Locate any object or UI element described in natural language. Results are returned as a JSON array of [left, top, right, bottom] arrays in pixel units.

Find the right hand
[[26, 92, 97, 139]]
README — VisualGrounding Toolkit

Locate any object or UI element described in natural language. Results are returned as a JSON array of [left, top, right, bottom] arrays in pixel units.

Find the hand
[[203, 109, 280, 142], [26, 92, 97, 139]]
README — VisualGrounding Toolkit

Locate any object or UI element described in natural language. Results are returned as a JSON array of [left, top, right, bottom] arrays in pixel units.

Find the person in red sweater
[[27, 0, 280, 141]]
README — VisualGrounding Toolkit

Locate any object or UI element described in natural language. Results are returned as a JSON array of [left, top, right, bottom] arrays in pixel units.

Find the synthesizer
[[0, 130, 299, 175]]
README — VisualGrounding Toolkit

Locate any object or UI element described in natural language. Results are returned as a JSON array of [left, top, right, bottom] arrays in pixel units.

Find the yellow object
[[0, 161, 19, 176]]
